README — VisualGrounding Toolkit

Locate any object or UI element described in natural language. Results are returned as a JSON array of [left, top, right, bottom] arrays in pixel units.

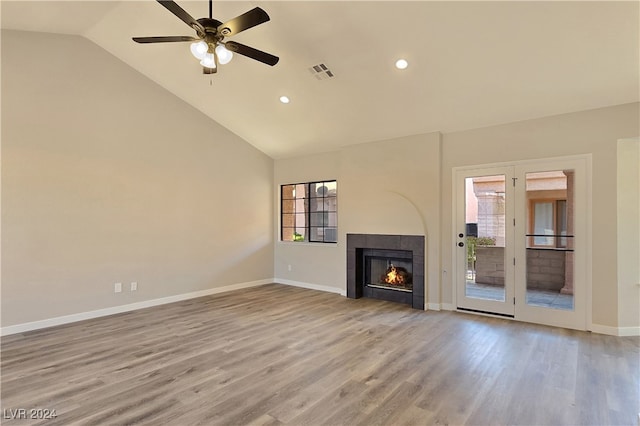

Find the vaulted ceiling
[[2, 1, 638, 159]]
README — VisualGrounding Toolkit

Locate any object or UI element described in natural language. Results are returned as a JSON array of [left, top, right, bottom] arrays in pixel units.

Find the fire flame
[[384, 264, 405, 285]]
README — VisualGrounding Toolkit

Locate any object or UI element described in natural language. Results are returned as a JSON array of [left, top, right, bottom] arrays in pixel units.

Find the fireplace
[[347, 234, 424, 309], [364, 249, 413, 291]]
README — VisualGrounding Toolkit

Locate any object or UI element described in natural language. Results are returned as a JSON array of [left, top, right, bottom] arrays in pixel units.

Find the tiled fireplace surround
[[347, 234, 425, 309]]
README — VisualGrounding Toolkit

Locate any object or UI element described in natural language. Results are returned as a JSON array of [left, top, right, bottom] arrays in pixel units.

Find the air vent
[[309, 63, 335, 80]]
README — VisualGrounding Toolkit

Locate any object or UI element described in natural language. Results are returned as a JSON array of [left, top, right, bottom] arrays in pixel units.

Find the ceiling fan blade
[[157, 0, 205, 35], [203, 67, 217, 74], [217, 7, 270, 37], [132, 36, 198, 43], [225, 41, 279, 66]]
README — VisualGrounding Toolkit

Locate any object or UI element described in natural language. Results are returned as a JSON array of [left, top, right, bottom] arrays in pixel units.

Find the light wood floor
[[2, 284, 638, 425]]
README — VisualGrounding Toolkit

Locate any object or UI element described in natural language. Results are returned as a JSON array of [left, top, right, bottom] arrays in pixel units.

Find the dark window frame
[[280, 180, 337, 243]]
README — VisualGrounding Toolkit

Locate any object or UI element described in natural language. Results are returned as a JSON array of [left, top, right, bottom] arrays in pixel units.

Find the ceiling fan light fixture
[[200, 52, 217, 69], [190, 40, 208, 60], [215, 44, 233, 65]]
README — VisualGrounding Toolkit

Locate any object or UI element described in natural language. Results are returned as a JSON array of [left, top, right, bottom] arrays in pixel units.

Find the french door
[[454, 157, 589, 330], [455, 166, 515, 316]]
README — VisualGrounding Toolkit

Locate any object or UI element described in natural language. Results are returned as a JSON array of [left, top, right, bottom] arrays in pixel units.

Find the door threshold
[[457, 307, 515, 318]]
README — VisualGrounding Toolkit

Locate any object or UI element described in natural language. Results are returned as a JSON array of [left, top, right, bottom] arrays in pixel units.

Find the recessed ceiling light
[[395, 59, 408, 70], [280, 96, 290, 104]]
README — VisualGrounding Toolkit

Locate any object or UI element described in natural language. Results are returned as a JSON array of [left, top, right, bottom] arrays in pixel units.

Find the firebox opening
[[364, 250, 413, 293]]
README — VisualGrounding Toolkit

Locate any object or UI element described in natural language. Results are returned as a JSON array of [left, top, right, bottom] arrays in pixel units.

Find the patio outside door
[[454, 157, 589, 330], [455, 166, 515, 317]]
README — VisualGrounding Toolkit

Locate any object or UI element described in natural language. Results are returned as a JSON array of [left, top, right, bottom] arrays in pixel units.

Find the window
[[529, 199, 567, 248], [281, 181, 337, 243]]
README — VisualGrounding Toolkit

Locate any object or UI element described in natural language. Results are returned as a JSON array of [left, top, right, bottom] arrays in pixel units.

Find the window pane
[[281, 227, 295, 241], [282, 199, 295, 214], [309, 197, 323, 213], [465, 175, 506, 302], [295, 184, 307, 199], [557, 200, 567, 247], [525, 170, 573, 311], [325, 195, 337, 211], [309, 227, 323, 242], [294, 213, 306, 228], [281, 213, 295, 229], [326, 212, 337, 227], [281, 185, 296, 200], [323, 181, 337, 196], [309, 182, 329, 198], [534, 202, 554, 246], [310, 212, 324, 227], [324, 227, 337, 242], [291, 228, 306, 242]]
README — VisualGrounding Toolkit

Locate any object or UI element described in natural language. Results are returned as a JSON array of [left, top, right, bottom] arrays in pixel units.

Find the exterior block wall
[[475, 247, 505, 285], [475, 247, 566, 291], [526, 249, 566, 291]]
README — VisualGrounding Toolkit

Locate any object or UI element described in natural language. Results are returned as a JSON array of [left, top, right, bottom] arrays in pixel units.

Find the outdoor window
[[530, 199, 567, 247], [281, 181, 337, 243]]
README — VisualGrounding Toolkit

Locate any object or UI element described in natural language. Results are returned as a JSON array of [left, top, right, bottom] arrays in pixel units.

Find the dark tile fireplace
[[347, 234, 425, 309]]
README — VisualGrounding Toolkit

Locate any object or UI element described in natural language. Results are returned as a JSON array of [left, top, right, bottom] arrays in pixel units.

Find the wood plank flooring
[[1, 284, 639, 425]]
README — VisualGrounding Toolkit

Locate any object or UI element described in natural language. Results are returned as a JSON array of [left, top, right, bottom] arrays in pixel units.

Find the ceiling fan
[[133, 0, 279, 74]]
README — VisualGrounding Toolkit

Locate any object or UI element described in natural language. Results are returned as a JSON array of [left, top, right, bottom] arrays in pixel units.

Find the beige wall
[[273, 151, 342, 289], [275, 103, 639, 330], [1, 30, 274, 326], [274, 133, 442, 304], [617, 138, 640, 329], [442, 103, 639, 328]]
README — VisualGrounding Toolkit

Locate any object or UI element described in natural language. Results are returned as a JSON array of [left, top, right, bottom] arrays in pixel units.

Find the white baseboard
[[590, 323, 640, 336], [618, 326, 640, 337], [274, 278, 347, 297], [440, 303, 455, 311], [1, 279, 272, 336], [426, 303, 455, 311], [427, 303, 441, 311]]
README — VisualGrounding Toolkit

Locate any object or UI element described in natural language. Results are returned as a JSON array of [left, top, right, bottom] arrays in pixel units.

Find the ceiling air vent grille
[[309, 63, 334, 80]]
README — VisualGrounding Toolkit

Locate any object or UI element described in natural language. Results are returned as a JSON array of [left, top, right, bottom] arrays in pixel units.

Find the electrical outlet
[[130, 282, 137, 291], [114, 282, 122, 293], [288, 264, 292, 272]]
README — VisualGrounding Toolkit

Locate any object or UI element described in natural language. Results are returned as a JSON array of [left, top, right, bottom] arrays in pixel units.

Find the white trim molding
[[275, 278, 347, 297], [424, 303, 456, 311], [1, 279, 272, 336], [590, 324, 640, 336], [618, 327, 640, 337]]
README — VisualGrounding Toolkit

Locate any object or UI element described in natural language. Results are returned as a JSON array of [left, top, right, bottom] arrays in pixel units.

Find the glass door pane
[[464, 175, 507, 302], [524, 171, 574, 311]]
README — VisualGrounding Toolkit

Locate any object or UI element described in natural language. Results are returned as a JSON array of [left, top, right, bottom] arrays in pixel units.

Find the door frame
[[451, 154, 592, 330]]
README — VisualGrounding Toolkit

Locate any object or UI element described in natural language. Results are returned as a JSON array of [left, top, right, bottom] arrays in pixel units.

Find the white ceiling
[[2, 1, 638, 159]]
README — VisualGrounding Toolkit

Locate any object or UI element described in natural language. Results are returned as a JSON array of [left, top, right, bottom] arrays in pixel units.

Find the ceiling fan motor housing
[[198, 18, 225, 40]]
